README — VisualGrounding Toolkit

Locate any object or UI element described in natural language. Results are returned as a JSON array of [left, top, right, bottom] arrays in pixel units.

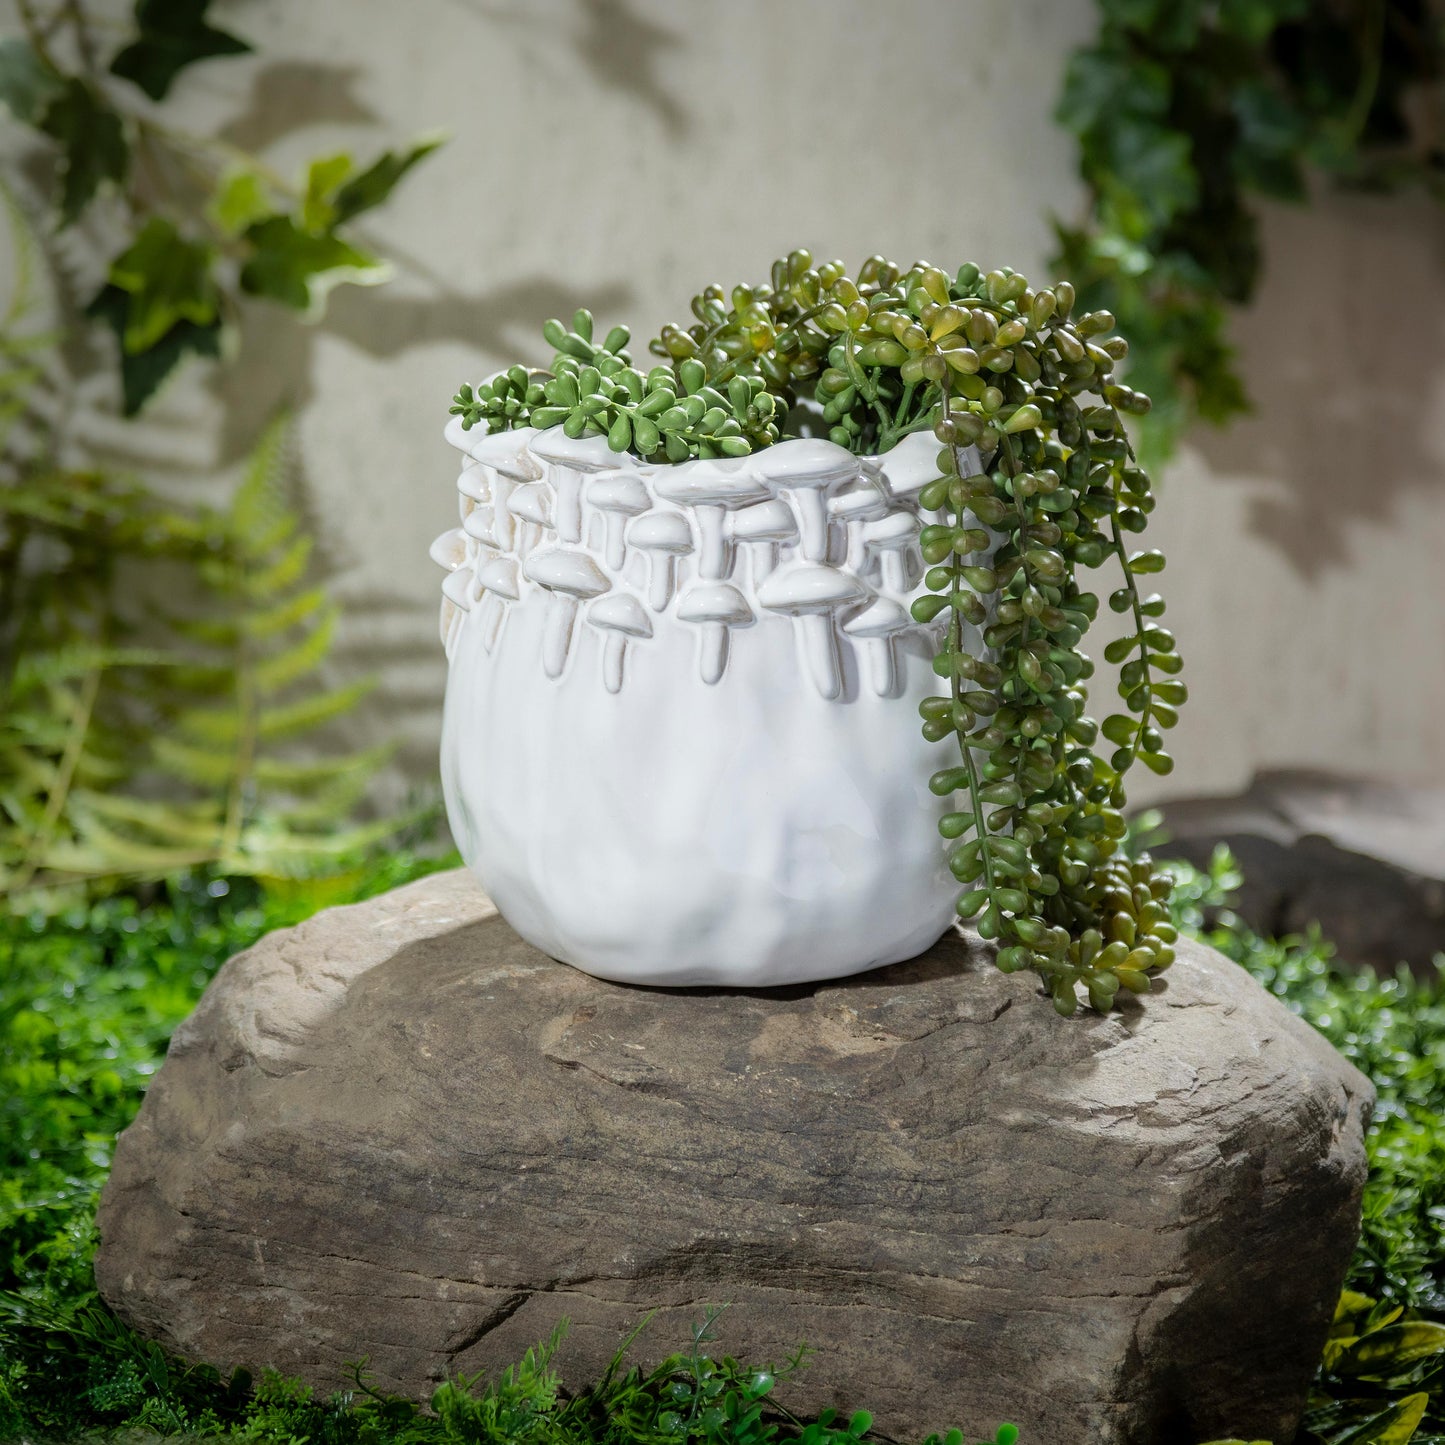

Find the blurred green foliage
[[1, 4, 442, 906], [0, 0, 439, 412], [1056, 0, 1445, 459], [1163, 844, 1445, 1445]]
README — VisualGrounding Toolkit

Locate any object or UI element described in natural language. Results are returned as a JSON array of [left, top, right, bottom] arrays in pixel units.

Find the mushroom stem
[[696, 506, 727, 580], [542, 596, 579, 679], [794, 493, 829, 564], [881, 549, 908, 595], [491, 479, 515, 550], [865, 637, 895, 696], [554, 470, 583, 543], [751, 542, 777, 589], [799, 613, 842, 700], [604, 516, 627, 571], [648, 555, 677, 612], [602, 634, 627, 694], [480, 594, 506, 654], [698, 623, 729, 685]]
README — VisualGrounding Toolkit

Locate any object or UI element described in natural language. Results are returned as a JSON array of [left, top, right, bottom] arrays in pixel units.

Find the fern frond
[[243, 587, 330, 641], [228, 417, 298, 558], [150, 735, 240, 788], [254, 609, 337, 694], [252, 741, 394, 790], [69, 790, 224, 849], [240, 532, 313, 597], [257, 679, 373, 740], [11, 645, 178, 689]]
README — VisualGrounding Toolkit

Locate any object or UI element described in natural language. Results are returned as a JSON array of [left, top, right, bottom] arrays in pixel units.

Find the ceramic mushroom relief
[[434, 420, 988, 986]]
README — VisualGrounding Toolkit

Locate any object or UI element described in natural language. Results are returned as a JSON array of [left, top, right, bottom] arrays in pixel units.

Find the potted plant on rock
[[437, 251, 1183, 1012]]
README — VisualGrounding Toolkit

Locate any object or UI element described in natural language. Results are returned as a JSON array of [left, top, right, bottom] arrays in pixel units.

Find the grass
[[0, 844, 1442, 1444]]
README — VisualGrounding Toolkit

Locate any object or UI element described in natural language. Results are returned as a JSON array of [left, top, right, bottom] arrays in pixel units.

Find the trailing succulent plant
[[450, 251, 1185, 1016]]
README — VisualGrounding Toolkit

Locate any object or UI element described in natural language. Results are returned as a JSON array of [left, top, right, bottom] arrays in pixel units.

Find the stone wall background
[[6, 0, 1445, 813]]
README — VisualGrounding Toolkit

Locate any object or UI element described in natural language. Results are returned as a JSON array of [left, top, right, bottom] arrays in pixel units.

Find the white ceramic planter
[[435, 418, 986, 987]]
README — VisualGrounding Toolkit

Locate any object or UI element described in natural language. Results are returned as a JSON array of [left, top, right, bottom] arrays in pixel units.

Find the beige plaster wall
[[7, 0, 1445, 812]]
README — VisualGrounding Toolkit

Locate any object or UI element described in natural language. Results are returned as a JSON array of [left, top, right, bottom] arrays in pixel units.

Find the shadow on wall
[[205, 273, 637, 467], [1194, 191, 1445, 578], [444, 0, 689, 133]]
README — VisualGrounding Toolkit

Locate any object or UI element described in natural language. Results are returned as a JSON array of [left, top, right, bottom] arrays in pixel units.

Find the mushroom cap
[[441, 567, 474, 611], [462, 508, 500, 547], [507, 482, 553, 526], [588, 592, 653, 638], [863, 511, 922, 546], [529, 429, 620, 473], [749, 436, 859, 490], [730, 498, 797, 541], [429, 528, 467, 572], [652, 459, 769, 509], [444, 415, 540, 470], [588, 473, 652, 515], [829, 478, 889, 520], [524, 547, 611, 599], [756, 563, 872, 617], [456, 461, 490, 503], [676, 582, 754, 627], [476, 556, 521, 600], [628, 510, 693, 553], [842, 596, 911, 637]]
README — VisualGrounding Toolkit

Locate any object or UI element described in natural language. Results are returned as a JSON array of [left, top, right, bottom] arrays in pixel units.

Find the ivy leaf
[[1231, 82, 1308, 201], [37, 79, 129, 226], [332, 134, 445, 225], [106, 217, 219, 353], [300, 153, 355, 234], [1099, 117, 1198, 230], [208, 168, 272, 236], [86, 284, 222, 416], [239, 217, 388, 313], [1216, 0, 1311, 46], [1057, 46, 1169, 134], [0, 37, 62, 125], [109, 0, 250, 101]]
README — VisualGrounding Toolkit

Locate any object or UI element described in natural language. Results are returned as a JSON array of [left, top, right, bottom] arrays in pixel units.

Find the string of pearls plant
[[450, 251, 1185, 1015]]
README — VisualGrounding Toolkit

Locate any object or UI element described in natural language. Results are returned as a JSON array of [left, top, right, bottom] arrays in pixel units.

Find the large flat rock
[[97, 869, 1372, 1445]]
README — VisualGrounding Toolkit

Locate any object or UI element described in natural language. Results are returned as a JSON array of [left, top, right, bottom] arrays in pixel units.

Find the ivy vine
[[451, 251, 1184, 1015], [1055, 0, 1445, 459], [0, 0, 439, 412]]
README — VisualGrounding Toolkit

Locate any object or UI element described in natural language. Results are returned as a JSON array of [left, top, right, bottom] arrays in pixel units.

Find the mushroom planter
[[434, 421, 989, 987]]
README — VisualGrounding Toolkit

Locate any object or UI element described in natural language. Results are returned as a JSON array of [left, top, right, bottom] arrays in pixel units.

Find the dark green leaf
[[239, 216, 386, 312], [109, 0, 250, 101], [104, 217, 218, 353], [332, 134, 445, 226], [0, 37, 61, 125], [86, 283, 222, 415], [1333, 1321, 1445, 1379], [1057, 45, 1169, 134], [38, 79, 128, 226]]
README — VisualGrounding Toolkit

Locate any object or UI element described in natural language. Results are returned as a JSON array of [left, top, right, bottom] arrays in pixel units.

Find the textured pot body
[[435, 420, 981, 986]]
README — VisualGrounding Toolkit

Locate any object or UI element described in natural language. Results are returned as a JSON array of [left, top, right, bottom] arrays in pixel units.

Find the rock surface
[[1157, 769, 1445, 972], [97, 869, 1372, 1445]]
